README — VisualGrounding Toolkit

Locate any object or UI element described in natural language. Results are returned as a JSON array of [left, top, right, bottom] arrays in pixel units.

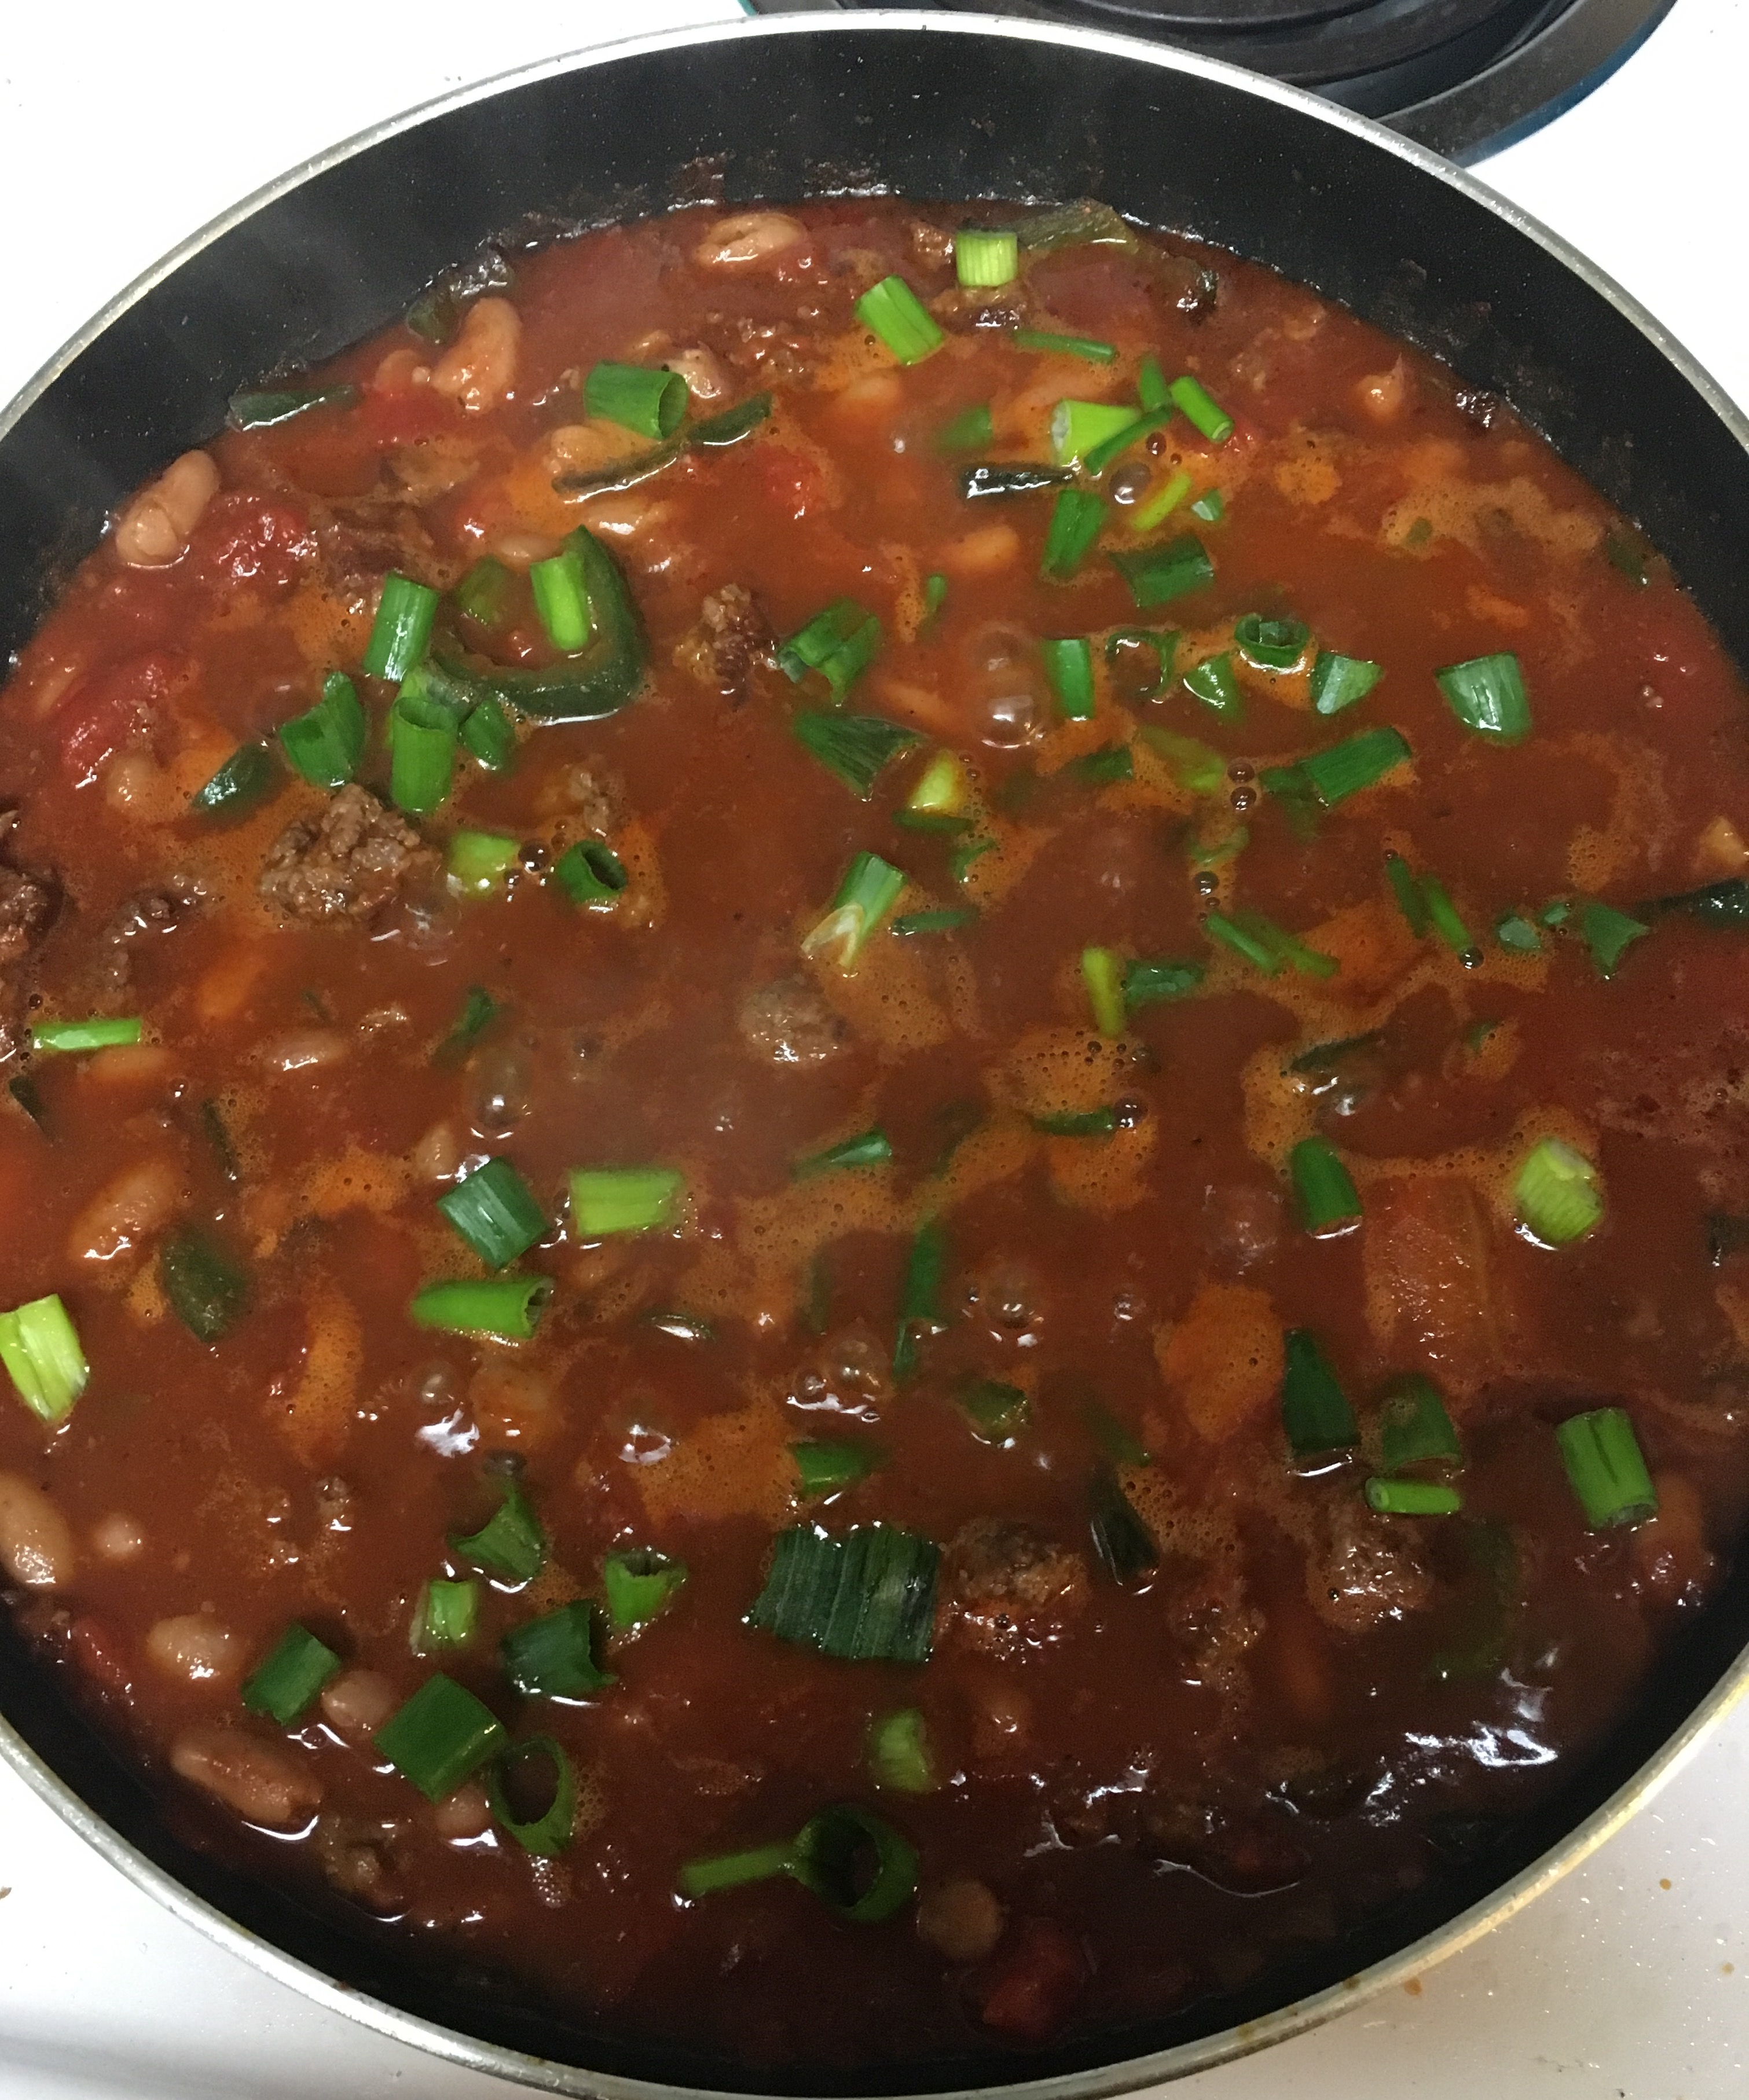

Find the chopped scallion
[[1032, 1106, 1119, 1137], [893, 1218, 949, 1383], [792, 1438, 883, 1497], [375, 1674, 506, 1802], [1111, 533, 1213, 609], [552, 839, 628, 907], [603, 1549, 687, 1631], [1515, 1137, 1603, 1247], [1379, 1376, 1462, 1471], [1235, 614, 1310, 671], [803, 851, 905, 971], [1298, 725, 1411, 807], [529, 545, 592, 654], [856, 276, 944, 365], [1281, 1328, 1359, 1456], [362, 573, 439, 682], [1083, 946, 1125, 1037], [1128, 469, 1193, 536], [1050, 399, 1136, 466], [958, 1378, 1028, 1444], [160, 1228, 249, 1343], [690, 392, 773, 447], [489, 1734, 579, 1856], [446, 829, 519, 895], [0, 1294, 87, 1424], [954, 228, 1018, 288], [1090, 1464, 1157, 1583], [1421, 874, 1479, 961], [1136, 354, 1169, 412], [410, 1275, 551, 1340], [31, 1016, 141, 1054], [501, 1600, 615, 1699], [1577, 900, 1649, 978], [868, 1708, 937, 1793], [746, 1522, 938, 1664], [1041, 488, 1107, 578], [388, 678, 457, 815], [453, 556, 511, 629], [1084, 406, 1174, 478], [1365, 1478, 1462, 1516], [1168, 375, 1234, 443], [1103, 627, 1175, 699], [936, 403, 994, 453], [893, 906, 977, 935], [791, 711, 920, 799], [1311, 651, 1383, 715], [1557, 1407, 1657, 1528], [242, 1623, 342, 1725], [778, 599, 882, 700], [793, 1129, 893, 1181], [278, 671, 366, 790], [410, 1578, 480, 1654], [570, 1165, 683, 1238], [584, 361, 687, 440], [1289, 1137, 1362, 1237], [1014, 326, 1115, 363], [437, 1157, 546, 1269], [1495, 909, 1542, 953], [452, 1479, 548, 1585], [190, 742, 280, 820], [1182, 652, 1241, 718], [1436, 652, 1531, 742], [906, 751, 969, 817], [1125, 956, 1205, 1004], [1189, 489, 1224, 523], [1041, 636, 1096, 721]]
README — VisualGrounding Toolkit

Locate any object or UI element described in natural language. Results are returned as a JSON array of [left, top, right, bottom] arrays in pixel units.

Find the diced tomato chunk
[[977, 1917, 1087, 2044], [188, 492, 316, 589], [749, 445, 828, 522], [54, 650, 186, 785]]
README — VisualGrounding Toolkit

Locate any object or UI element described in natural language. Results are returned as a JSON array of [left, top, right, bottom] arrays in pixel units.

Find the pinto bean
[[693, 212, 807, 269], [114, 451, 221, 567], [430, 297, 521, 413], [918, 1879, 1005, 1964], [662, 347, 728, 402], [145, 1611, 241, 1683], [1356, 362, 1409, 423], [0, 1473, 76, 1588], [68, 1157, 182, 1265], [433, 1780, 494, 1841], [412, 1121, 464, 1184], [90, 1512, 145, 1563], [259, 1030, 349, 1074], [170, 1723, 322, 1828], [320, 1667, 398, 1743]]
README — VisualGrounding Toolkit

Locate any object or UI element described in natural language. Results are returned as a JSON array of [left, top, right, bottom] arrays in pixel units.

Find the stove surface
[[0, 3, 1744, 2095]]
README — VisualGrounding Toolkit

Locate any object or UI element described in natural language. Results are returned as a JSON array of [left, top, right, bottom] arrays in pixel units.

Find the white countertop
[[1, 3, 1745, 2094]]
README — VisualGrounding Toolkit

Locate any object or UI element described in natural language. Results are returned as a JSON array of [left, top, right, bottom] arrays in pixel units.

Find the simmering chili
[[0, 195, 1745, 2071]]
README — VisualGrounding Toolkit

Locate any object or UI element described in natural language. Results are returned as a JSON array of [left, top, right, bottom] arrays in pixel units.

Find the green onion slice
[[279, 671, 366, 790], [375, 1674, 507, 1802], [410, 1577, 480, 1654], [1515, 1137, 1604, 1247], [856, 276, 944, 365], [1050, 400, 1135, 466], [1189, 489, 1224, 523], [1281, 1328, 1359, 1456], [489, 1734, 578, 1856], [1140, 727, 1223, 791], [387, 678, 457, 816], [778, 598, 883, 701], [1014, 326, 1115, 363], [1083, 407, 1174, 479], [1495, 910, 1543, 953], [1310, 651, 1383, 715], [1090, 1464, 1158, 1584], [570, 1165, 683, 1238], [1083, 946, 1126, 1037], [1235, 614, 1310, 671], [1129, 469, 1192, 536], [1103, 627, 1175, 700], [1365, 1478, 1462, 1517], [160, 1228, 249, 1343], [868, 1708, 937, 1794], [1137, 354, 1169, 412], [1384, 853, 1432, 937], [1032, 1106, 1119, 1137], [228, 383, 358, 430], [747, 1523, 939, 1664], [792, 1438, 884, 1497], [603, 1548, 687, 1631], [804, 852, 905, 972], [454, 556, 512, 629], [955, 228, 1018, 288], [1297, 725, 1411, 807], [584, 361, 687, 440], [1289, 1137, 1362, 1237], [1111, 533, 1213, 610], [1421, 875, 1479, 961], [791, 711, 921, 799], [501, 1600, 615, 1699], [1168, 375, 1234, 443], [1437, 652, 1531, 742], [681, 1803, 919, 1923], [446, 829, 520, 896], [893, 906, 977, 936], [452, 1478, 548, 1585], [936, 403, 994, 454], [1126, 957, 1205, 1004], [190, 743, 280, 820], [1042, 636, 1095, 719], [552, 839, 628, 908], [1557, 1407, 1658, 1529], [434, 986, 500, 1064], [1577, 900, 1649, 978], [0, 1294, 87, 1423], [906, 751, 968, 817], [893, 1217, 949, 1383], [31, 1016, 142, 1054], [958, 1378, 1028, 1445], [1041, 488, 1107, 578], [241, 1622, 340, 1725], [793, 1129, 893, 1181], [1066, 740, 1131, 785], [363, 573, 439, 682], [437, 1157, 547, 1269], [410, 1276, 552, 1340], [529, 544, 592, 654], [1379, 1376, 1462, 1472]]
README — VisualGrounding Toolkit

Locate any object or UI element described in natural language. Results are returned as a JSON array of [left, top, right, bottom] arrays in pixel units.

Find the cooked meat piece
[[942, 1518, 1090, 1657], [1175, 265, 1220, 321], [1140, 1797, 1308, 1894], [310, 494, 443, 601], [94, 877, 203, 992], [0, 864, 55, 968], [1172, 1558, 1265, 1684], [1455, 387, 1504, 431], [259, 785, 434, 923], [1304, 1498, 1433, 1636], [736, 976, 846, 1065], [906, 218, 954, 270], [673, 583, 773, 697], [311, 1812, 405, 1912]]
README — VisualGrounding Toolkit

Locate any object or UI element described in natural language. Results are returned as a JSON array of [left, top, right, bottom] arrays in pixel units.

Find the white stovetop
[[1, 3, 1745, 2094]]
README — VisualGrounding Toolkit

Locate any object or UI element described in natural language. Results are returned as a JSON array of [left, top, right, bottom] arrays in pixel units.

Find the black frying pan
[[1, 17, 1745, 2097]]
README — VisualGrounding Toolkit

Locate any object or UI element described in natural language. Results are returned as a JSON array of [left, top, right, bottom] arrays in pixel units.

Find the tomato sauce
[[0, 197, 1746, 2074]]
